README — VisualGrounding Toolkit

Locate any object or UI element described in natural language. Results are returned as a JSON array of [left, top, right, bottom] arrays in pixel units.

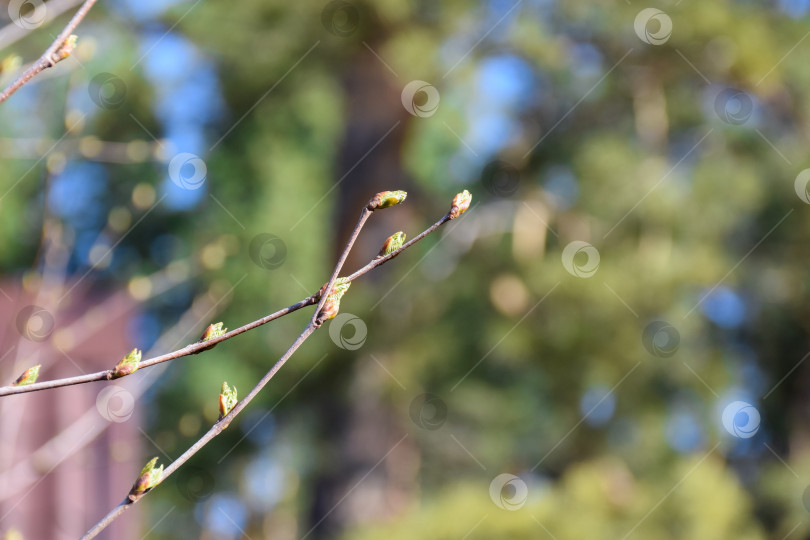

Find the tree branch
[[345, 213, 451, 281], [79, 191, 470, 539], [0, 0, 86, 52], [310, 205, 371, 327], [0, 202, 456, 397], [0, 0, 99, 106], [0, 290, 222, 502], [0, 295, 317, 396], [81, 323, 317, 540]]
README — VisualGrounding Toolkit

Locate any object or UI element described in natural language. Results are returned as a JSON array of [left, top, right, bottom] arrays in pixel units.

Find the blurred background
[[1, 0, 810, 538]]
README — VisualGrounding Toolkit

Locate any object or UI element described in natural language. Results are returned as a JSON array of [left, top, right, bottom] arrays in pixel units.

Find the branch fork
[[7, 188, 473, 539]]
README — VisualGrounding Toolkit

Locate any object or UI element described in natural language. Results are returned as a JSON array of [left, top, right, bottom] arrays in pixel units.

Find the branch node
[[128, 457, 163, 502], [316, 277, 350, 324], [195, 322, 227, 353], [376, 231, 406, 259], [79, 189, 471, 539], [47, 35, 78, 67], [111, 349, 141, 379]]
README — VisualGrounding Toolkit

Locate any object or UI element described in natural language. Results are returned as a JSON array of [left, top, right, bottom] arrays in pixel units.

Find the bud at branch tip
[[368, 190, 407, 210], [449, 190, 472, 219]]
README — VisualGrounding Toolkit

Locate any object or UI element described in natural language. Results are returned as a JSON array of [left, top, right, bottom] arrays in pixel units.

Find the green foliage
[[2, 0, 810, 538], [346, 457, 765, 540]]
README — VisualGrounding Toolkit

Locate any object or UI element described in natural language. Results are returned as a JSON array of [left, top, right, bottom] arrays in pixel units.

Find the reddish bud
[[128, 457, 163, 502], [111, 349, 141, 379], [376, 231, 406, 258], [219, 381, 237, 420], [368, 190, 407, 210], [12, 365, 40, 386], [449, 190, 472, 219]]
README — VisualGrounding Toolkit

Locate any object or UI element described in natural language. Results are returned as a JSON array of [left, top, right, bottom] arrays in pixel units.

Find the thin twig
[[81, 324, 317, 540], [0, 291, 222, 502], [345, 213, 451, 281], [80, 195, 469, 539], [0, 0, 86, 52], [0, 0, 99, 105], [309, 205, 371, 327], [82, 193, 413, 539], [0, 210, 454, 397], [0, 296, 317, 396]]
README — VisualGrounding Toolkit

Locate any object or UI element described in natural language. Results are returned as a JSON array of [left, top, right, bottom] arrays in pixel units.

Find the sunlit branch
[[79, 191, 470, 539], [0, 0, 99, 105]]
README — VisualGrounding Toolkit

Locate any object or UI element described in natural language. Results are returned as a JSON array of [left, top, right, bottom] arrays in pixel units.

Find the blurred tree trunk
[[307, 34, 420, 538], [334, 37, 414, 270]]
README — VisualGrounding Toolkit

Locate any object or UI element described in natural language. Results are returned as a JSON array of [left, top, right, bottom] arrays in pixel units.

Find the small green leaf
[[319, 277, 351, 301], [12, 365, 40, 386], [317, 279, 351, 323], [219, 381, 238, 420], [128, 457, 163, 501], [200, 322, 227, 342], [449, 190, 472, 219], [377, 231, 406, 258], [369, 190, 407, 210], [111, 348, 141, 379]]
